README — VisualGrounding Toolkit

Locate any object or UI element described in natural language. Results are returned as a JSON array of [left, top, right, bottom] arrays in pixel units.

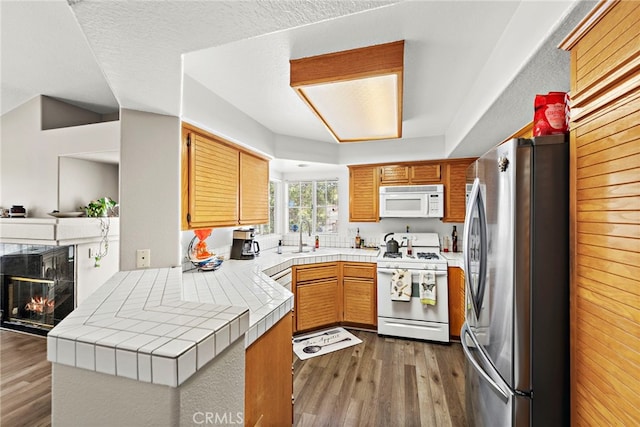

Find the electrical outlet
[[136, 249, 151, 268]]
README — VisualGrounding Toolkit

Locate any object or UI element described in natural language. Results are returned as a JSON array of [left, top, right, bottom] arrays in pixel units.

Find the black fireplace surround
[[0, 244, 75, 335]]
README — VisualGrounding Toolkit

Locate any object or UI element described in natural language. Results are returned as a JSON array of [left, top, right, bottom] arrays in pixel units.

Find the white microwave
[[379, 184, 444, 218]]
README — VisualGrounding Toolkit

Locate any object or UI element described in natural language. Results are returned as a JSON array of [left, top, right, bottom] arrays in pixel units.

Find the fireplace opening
[[1, 245, 75, 335]]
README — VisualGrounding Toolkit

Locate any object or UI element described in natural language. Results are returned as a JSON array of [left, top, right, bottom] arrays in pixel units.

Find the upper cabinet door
[[380, 163, 441, 185], [410, 163, 441, 184], [188, 132, 239, 228], [182, 123, 269, 230], [348, 165, 379, 222], [442, 159, 475, 223], [239, 151, 269, 225], [379, 165, 410, 185]]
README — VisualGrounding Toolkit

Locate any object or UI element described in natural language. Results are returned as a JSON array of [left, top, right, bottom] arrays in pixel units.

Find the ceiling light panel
[[290, 41, 404, 143]]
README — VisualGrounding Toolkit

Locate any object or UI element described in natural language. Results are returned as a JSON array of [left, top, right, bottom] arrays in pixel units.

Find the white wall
[[0, 96, 120, 218], [58, 157, 119, 212], [52, 336, 245, 427], [181, 75, 275, 158], [274, 134, 340, 164], [76, 238, 120, 304], [178, 78, 467, 263], [41, 95, 105, 130], [119, 109, 181, 270], [338, 135, 447, 165]]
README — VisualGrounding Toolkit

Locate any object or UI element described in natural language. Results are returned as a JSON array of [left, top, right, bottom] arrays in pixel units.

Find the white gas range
[[376, 232, 449, 342]]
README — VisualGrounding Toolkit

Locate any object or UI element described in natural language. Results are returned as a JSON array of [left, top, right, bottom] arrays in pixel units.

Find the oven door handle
[[377, 267, 447, 276]]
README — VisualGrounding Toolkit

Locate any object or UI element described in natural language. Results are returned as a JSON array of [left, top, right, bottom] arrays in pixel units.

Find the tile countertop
[[182, 246, 380, 347], [440, 251, 464, 269], [47, 246, 379, 388]]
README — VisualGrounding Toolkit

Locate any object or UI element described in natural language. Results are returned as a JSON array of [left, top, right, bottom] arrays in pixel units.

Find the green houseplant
[[82, 197, 117, 217], [81, 197, 117, 266]]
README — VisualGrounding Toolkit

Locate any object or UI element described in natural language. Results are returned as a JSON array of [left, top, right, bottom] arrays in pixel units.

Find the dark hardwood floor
[[1, 328, 467, 427], [293, 329, 468, 427], [0, 329, 51, 427]]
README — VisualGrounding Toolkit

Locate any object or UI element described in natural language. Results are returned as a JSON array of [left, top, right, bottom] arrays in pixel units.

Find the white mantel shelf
[[0, 217, 119, 245]]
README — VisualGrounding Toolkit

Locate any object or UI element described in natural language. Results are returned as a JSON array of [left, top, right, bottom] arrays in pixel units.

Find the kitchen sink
[[283, 247, 333, 255], [286, 248, 315, 254]]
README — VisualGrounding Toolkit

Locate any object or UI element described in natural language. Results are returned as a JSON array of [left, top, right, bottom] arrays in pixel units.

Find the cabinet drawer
[[342, 263, 376, 279], [295, 263, 338, 283]]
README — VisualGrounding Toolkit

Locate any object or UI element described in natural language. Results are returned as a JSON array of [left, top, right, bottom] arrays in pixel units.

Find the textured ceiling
[[1, 0, 596, 161], [184, 0, 521, 144], [67, 0, 398, 116], [0, 0, 118, 115]]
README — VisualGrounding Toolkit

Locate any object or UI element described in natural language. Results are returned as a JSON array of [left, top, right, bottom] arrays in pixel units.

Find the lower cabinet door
[[296, 279, 340, 331], [245, 314, 293, 426], [343, 278, 376, 325]]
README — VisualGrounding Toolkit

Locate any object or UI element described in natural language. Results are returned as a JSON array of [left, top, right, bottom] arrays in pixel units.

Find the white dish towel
[[419, 271, 437, 305], [390, 269, 411, 301]]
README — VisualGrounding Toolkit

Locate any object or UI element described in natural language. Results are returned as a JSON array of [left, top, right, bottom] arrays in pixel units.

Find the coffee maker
[[230, 228, 260, 260]]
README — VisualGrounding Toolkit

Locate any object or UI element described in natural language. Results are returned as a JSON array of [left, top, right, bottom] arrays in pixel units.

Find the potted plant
[[82, 197, 117, 217], [80, 197, 117, 267]]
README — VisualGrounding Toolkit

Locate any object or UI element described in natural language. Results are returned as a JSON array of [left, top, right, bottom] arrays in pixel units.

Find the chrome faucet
[[299, 219, 311, 252]]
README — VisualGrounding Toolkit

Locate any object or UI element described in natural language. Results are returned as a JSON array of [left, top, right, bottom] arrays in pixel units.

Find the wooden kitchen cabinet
[[296, 279, 340, 332], [559, 1, 640, 424], [294, 262, 341, 332], [379, 163, 441, 185], [293, 262, 378, 333], [447, 266, 465, 339], [239, 151, 268, 225], [442, 158, 476, 223], [245, 313, 293, 426], [342, 263, 377, 327], [349, 159, 474, 222], [181, 122, 269, 230], [182, 125, 238, 229], [379, 164, 410, 185], [348, 165, 379, 222], [410, 163, 441, 184]]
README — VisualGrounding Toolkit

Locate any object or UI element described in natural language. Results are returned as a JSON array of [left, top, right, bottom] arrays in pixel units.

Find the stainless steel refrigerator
[[461, 134, 569, 427]]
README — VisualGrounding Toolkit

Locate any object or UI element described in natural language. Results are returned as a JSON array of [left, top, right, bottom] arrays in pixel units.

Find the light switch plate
[[136, 249, 151, 268]]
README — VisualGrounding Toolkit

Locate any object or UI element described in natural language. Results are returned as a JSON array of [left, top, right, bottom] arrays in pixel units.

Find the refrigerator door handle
[[463, 178, 488, 319], [461, 322, 511, 403], [463, 178, 478, 273]]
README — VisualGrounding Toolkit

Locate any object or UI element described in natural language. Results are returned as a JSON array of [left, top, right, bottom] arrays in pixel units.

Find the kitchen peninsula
[[47, 246, 378, 426]]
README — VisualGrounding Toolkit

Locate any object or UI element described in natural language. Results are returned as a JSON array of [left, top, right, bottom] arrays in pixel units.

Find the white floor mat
[[293, 327, 362, 360]]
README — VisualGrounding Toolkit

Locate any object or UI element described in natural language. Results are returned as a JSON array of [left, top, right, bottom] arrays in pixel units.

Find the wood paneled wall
[[560, 1, 640, 425]]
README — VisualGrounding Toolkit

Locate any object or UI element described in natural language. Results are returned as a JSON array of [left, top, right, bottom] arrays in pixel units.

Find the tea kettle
[[384, 232, 402, 254]]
